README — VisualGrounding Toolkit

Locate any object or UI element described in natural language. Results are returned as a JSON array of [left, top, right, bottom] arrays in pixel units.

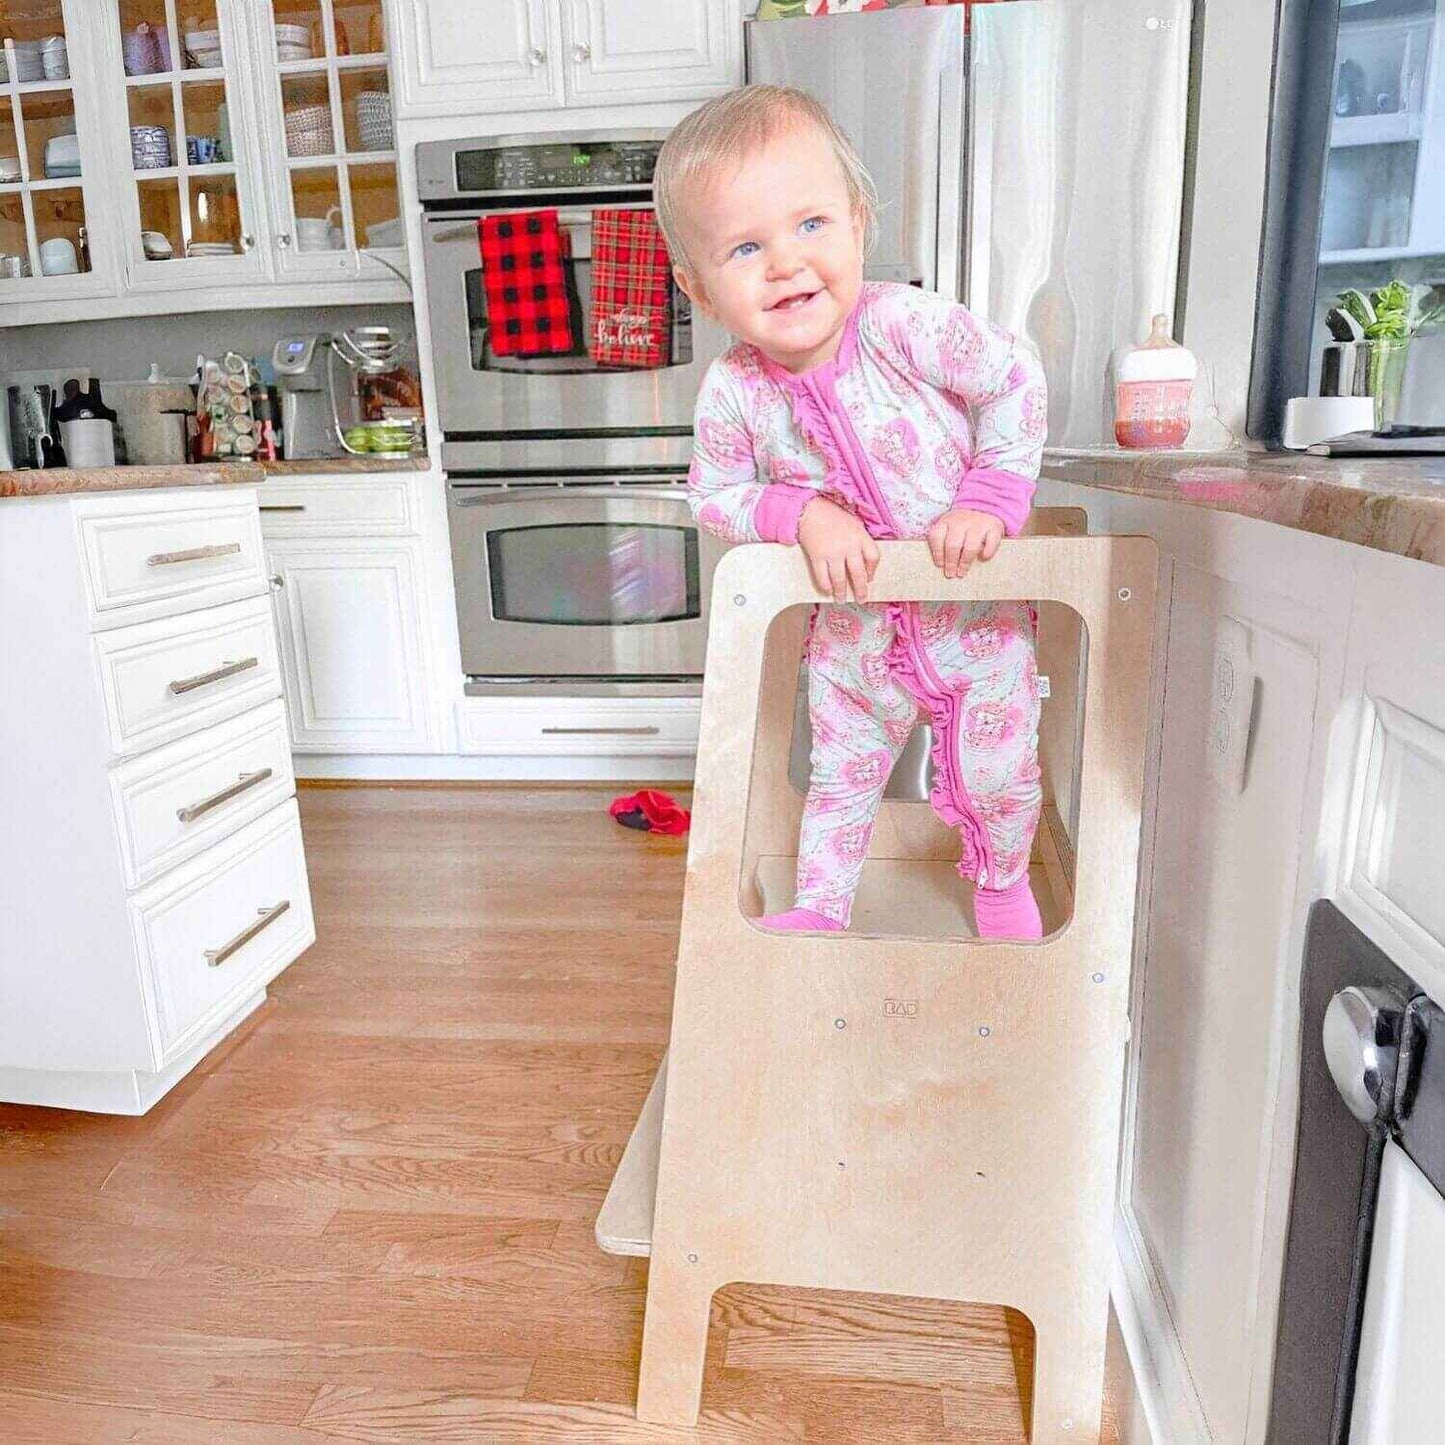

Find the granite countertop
[[1042, 446, 1445, 567], [0, 455, 430, 498]]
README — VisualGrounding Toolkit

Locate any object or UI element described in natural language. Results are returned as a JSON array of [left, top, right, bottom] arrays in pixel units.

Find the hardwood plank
[[0, 783, 1120, 1441]]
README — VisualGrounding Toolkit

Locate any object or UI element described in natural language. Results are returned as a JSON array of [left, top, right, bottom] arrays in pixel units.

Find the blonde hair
[[654, 85, 880, 274]]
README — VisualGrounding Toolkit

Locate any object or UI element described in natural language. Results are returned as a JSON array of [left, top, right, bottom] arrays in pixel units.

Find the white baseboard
[[1112, 1209, 1213, 1444], [293, 752, 696, 783]]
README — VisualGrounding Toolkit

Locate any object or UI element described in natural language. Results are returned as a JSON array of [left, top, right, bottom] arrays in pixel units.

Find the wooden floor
[[0, 785, 1121, 1442]]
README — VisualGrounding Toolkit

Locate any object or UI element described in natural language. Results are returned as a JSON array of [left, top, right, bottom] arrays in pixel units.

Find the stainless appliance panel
[[446, 481, 721, 680], [746, 6, 966, 296], [968, 1, 1191, 445], [421, 203, 728, 447]]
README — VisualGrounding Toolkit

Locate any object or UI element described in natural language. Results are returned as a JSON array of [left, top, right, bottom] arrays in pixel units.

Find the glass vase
[[1366, 337, 1411, 432]]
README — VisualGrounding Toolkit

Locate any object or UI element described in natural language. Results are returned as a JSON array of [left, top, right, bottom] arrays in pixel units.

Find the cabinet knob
[[1324, 984, 1406, 1125], [276, 232, 292, 249], [527, 46, 546, 66], [270, 573, 285, 590], [240, 233, 255, 250], [571, 42, 591, 63]]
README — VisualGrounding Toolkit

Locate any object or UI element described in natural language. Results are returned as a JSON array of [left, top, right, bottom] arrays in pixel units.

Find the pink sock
[[758, 907, 845, 932], [972, 878, 1043, 941]]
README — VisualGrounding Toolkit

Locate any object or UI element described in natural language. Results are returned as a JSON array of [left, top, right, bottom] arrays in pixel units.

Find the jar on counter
[[1111, 314, 1197, 450]]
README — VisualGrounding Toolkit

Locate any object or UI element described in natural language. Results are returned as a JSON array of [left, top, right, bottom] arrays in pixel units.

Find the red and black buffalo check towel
[[478, 210, 574, 356], [589, 208, 671, 368]]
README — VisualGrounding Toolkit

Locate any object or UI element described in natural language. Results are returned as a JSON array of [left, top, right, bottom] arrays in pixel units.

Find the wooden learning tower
[[598, 515, 1158, 1443]]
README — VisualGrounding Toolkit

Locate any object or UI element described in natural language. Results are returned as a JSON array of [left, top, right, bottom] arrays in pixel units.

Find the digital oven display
[[454, 141, 657, 193]]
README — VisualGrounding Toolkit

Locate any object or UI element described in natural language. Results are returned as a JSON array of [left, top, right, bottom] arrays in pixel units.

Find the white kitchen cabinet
[[389, 0, 563, 116], [0, 485, 315, 1114], [560, 0, 740, 104], [266, 537, 434, 754], [390, 0, 740, 119]]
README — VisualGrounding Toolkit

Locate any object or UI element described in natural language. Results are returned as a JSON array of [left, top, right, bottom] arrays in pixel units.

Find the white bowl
[[277, 43, 313, 61]]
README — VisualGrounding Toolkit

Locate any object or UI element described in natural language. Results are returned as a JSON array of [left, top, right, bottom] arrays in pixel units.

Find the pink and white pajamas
[[689, 282, 1047, 929]]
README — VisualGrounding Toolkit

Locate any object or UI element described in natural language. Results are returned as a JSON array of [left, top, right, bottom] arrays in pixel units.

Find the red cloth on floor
[[609, 789, 690, 836], [478, 210, 574, 356], [589, 209, 671, 368]]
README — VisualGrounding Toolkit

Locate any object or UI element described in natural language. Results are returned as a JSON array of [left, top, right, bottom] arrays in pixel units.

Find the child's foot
[[757, 907, 845, 932], [973, 878, 1043, 940]]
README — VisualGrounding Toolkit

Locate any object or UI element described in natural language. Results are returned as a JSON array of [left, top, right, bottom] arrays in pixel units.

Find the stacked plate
[[356, 90, 392, 152], [285, 103, 334, 157], [186, 241, 237, 258], [184, 28, 222, 68], [9, 40, 46, 82], [131, 124, 172, 170], [275, 22, 312, 62]]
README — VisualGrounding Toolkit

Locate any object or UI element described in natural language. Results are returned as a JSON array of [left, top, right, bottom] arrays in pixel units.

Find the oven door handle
[[450, 485, 692, 507], [426, 206, 652, 247]]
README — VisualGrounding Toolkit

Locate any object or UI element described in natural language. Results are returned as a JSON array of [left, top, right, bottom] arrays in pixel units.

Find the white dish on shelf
[[274, 23, 310, 43], [365, 217, 404, 249], [141, 230, 173, 259], [277, 44, 313, 62], [0, 156, 20, 183]]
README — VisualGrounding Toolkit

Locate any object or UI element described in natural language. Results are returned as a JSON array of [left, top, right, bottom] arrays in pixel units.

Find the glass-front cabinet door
[[110, 0, 269, 287], [0, 0, 111, 301], [251, 0, 404, 281]]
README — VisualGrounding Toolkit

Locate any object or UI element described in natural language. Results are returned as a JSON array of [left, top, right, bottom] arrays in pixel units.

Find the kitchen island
[[1036, 448, 1445, 1442]]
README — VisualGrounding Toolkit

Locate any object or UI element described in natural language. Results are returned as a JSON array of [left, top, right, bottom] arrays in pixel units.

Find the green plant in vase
[[1327, 281, 1443, 431]]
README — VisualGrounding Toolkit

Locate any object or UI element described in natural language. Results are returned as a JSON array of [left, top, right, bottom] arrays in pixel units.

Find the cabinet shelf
[[275, 52, 390, 76], [1331, 111, 1425, 146], [286, 151, 396, 169], [1, 78, 74, 97], [131, 163, 238, 180], [1320, 242, 1445, 264], [124, 68, 228, 87]]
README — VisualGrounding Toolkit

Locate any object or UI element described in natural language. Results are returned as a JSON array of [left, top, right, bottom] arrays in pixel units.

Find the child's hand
[[927, 508, 1005, 579], [797, 498, 880, 604]]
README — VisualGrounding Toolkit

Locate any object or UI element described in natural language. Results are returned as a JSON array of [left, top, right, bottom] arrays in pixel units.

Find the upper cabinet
[[391, 0, 741, 118], [110, 0, 270, 290], [249, 0, 406, 283], [0, 0, 114, 302]]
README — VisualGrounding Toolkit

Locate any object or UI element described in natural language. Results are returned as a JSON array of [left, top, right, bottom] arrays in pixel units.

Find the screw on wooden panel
[[687, 1252, 699, 1264], [974, 1170, 986, 1180], [1092, 972, 1106, 984], [733, 594, 747, 606], [834, 1017, 847, 1030], [837, 1160, 846, 1169], [1117, 587, 1132, 602], [977, 1025, 992, 1038]]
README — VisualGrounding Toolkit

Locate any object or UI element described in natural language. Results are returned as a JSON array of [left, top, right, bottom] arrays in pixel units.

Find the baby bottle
[[1112, 314, 1197, 449]]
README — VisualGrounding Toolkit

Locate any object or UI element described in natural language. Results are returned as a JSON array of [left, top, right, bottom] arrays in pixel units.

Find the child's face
[[673, 123, 864, 374]]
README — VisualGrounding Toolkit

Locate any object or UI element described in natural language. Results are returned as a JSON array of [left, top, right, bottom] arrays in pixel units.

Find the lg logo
[[883, 999, 919, 1019]]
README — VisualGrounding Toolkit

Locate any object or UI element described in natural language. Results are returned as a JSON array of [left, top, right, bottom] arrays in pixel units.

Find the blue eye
[[800, 216, 827, 234], [731, 240, 759, 260]]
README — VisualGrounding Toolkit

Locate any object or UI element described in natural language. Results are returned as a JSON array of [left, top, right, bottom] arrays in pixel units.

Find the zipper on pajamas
[[800, 372, 996, 886]]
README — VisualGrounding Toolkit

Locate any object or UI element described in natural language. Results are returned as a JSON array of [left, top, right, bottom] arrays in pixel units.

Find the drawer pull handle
[[205, 899, 291, 968], [259, 505, 307, 513], [146, 542, 243, 567], [540, 725, 661, 736], [168, 656, 259, 696], [177, 767, 274, 824]]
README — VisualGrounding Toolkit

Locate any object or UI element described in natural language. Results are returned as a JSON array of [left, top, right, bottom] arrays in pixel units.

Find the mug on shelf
[[295, 206, 344, 252], [39, 237, 78, 276]]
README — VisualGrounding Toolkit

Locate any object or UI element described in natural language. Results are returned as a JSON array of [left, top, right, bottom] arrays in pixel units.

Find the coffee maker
[[272, 334, 344, 459]]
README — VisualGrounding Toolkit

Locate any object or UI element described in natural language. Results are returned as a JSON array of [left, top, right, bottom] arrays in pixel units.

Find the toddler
[[655, 86, 1048, 940]]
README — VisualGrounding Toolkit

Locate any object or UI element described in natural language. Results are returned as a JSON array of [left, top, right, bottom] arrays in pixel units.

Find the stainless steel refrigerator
[[746, 2, 1192, 447]]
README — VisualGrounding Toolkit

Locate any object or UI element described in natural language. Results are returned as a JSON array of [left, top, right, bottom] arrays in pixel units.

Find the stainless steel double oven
[[418, 132, 729, 693]]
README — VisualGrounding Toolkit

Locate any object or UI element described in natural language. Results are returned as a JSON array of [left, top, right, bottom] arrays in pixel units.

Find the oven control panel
[[455, 140, 659, 194]]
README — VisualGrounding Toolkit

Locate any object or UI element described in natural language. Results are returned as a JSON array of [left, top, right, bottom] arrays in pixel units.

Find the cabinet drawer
[[94, 595, 283, 758], [76, 493, 267, 629], [456, 696, 701, 756], [109, 699, 296, 889], [258, 477, 414, 536], [132, 799, 314, 1061]]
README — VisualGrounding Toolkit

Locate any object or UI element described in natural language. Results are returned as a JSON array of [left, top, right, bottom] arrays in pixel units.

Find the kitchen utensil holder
[[596, 526, 1157, 1444]]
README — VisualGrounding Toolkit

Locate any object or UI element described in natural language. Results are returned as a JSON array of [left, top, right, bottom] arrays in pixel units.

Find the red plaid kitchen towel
[[478, 210, 574, 356], [589, 209, 671, 368]]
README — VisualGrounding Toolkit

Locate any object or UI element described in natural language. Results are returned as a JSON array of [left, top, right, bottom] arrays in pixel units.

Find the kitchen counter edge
[[0, 455, 431, 498], [1042, 446, 1445, 567]]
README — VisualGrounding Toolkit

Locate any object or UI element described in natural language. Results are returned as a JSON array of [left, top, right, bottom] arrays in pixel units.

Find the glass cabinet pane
[[0, 1, 93, 284], [112, 0, 259, 273], [262, 0, 402, 260]]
